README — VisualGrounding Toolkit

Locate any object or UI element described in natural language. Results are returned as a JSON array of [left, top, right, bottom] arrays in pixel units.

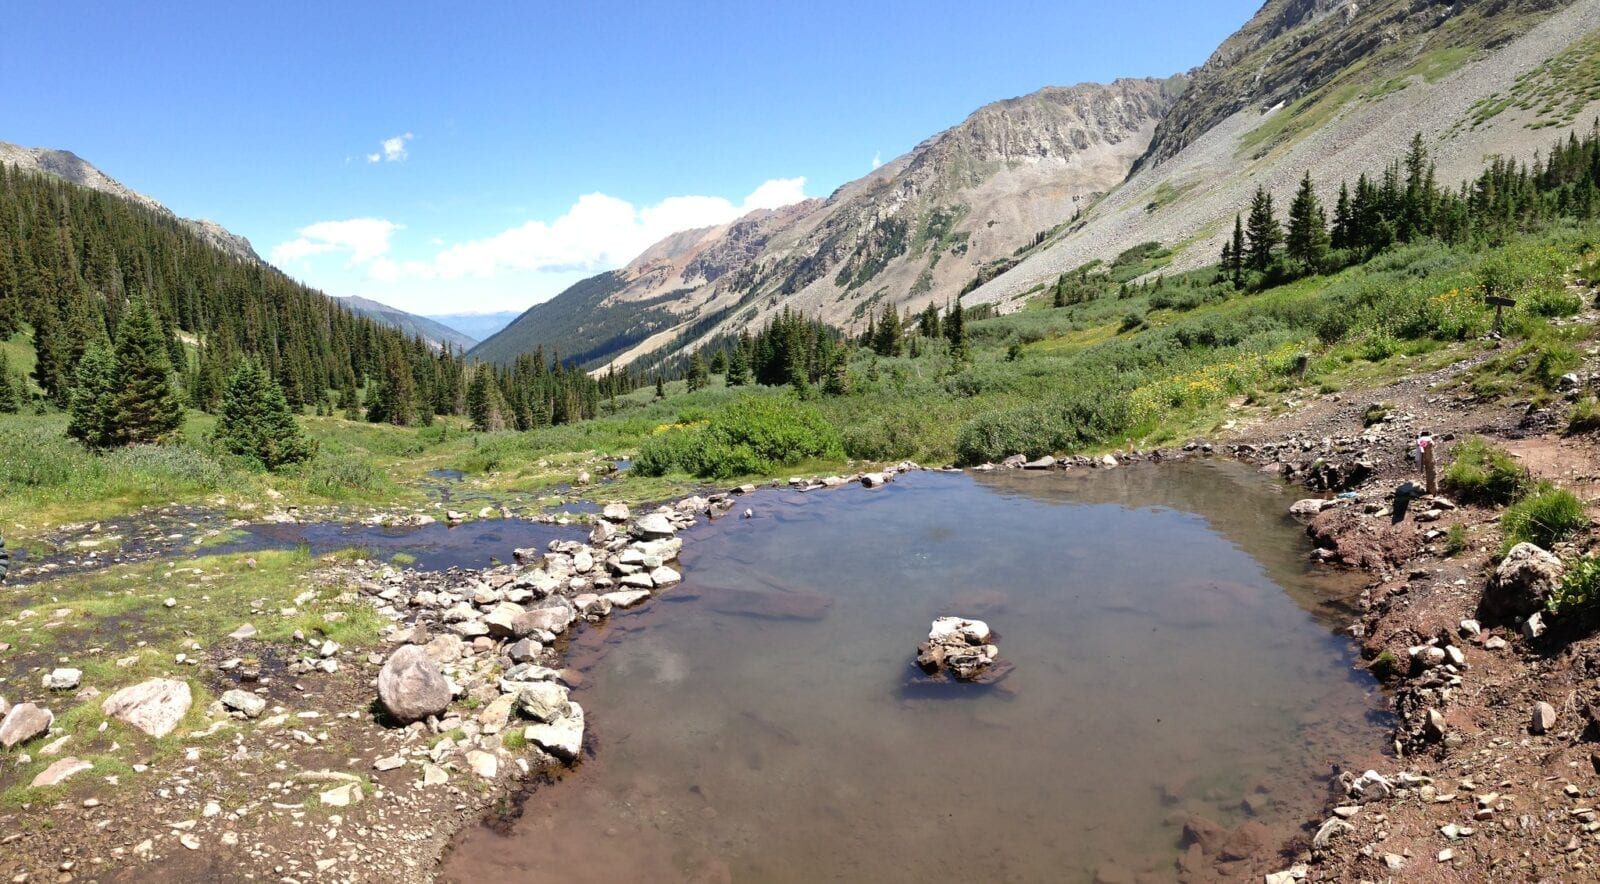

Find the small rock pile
[[915, 616, 1011, 684]]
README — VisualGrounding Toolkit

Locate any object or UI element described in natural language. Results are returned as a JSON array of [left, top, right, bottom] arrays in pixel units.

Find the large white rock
[[31, 756, 92, 788], [515, 683, 571, 723], [102, 679, 192, 738], [601, 590, 652, 608], [377, 645, 451, 724], [629, 514, 676, 539], [525, 702, 585, 762], [929, 616, 992, 646], [0, 703, 53, 748], [43, 668, 82, 690]]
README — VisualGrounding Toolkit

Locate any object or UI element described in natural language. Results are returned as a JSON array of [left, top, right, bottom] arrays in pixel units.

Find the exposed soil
[[1191, 311, 1600, 880]]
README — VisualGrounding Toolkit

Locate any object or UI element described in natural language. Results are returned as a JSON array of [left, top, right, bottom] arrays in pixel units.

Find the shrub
[[635, 395, 843, 479], [1442, 437, 1529, 505], [1445, 523, 1467, 557], [1501, 483, 1587, 551], [304, 450, 387, 498], [953, 388, 1132, 464], [1549, 554, 1600, 615], [1570, 397, 1600, 434]]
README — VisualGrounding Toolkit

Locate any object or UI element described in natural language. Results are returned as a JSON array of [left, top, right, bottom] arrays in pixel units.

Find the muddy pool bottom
[[442, 463, 1388, 882]]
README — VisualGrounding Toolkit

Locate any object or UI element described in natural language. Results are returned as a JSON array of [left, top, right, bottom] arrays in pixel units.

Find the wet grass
[[0, 547, 391, 804]]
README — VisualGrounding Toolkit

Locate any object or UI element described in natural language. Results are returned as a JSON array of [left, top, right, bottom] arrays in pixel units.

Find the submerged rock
[[915, 616, 1007, 683]]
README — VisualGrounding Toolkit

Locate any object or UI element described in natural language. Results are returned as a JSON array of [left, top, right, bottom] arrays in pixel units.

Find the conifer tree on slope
[[211, 360, 316, 469], [1286, 171, 1331, 273], [108, 298, 184, 445], [1245, 187, 1282, 272], [66, 343, 118, 448], [0, 351, 17, 414]]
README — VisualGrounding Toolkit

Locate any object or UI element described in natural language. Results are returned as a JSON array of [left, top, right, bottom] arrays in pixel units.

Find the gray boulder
[[0, 702, 53, 748], [629, 513, 676, 539], [525, 702, 585, 761], [515, 682, 571, 723], [1484, 543, 1565, 618], [220, 689, 267, 719], [377, 645, 452, 724]]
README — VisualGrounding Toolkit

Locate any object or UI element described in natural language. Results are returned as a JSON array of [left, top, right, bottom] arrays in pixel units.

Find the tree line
[[1219, 126, 1600, 286], [0, 162, 647, 447]]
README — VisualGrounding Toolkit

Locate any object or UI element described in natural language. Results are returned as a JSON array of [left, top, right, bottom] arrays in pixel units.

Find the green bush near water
[[636, 395, 843, 479]]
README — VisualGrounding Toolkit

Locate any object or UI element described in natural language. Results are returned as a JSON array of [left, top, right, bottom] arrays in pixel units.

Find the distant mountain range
[[421, 311, 520, 344], [471, 0, 1599, 373], [337, 296, 481, 351]]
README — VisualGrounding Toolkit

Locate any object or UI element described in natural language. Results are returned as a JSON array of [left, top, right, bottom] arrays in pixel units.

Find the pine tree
[[788, 347, 811, 399], [0, 351, 17, 414], [872, 302, 903, 356], [108, 299, 184, 445], [822, 347, 849, 397], [709, 350, 728, 374], [66, 343, 117, 448], [1245, 187, 1282, 272], [944, 298, 968, 361], [686, 353, 709, 392], [1286, 171, 1331, 274], [1229, 215, 1246, 286], [654, 375, 666, 400], [466, 366, 507, 432], [211, 360, 316, 469], [726, 345, 750, 386], [919, 301, 942, 338], [1331, 182, 1355, 251]]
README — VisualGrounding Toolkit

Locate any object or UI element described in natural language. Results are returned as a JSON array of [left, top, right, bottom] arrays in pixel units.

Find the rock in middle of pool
[[914, 616, 1012, 684]]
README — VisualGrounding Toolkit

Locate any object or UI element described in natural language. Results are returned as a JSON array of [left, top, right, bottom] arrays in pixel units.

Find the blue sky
[[3, 1, 1262, 316]]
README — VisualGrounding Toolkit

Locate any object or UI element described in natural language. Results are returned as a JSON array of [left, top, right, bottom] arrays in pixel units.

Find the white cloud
[[365, 133, 413, 164], [271, 178, 807, 313], [396, 177, 807, 282], [270, 218, 403, 267], [871, 151, 882, 170]]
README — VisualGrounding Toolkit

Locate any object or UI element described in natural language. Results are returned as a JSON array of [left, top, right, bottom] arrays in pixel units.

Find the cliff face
[[1137, 0, 1575, 169], [967, 0, 1600, 310], [473, 77, 1188, 370]]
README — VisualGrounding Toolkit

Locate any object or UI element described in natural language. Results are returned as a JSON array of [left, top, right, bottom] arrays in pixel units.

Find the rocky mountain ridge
[[967, 0, 1600, 308], [471, 76, 1187, 370]]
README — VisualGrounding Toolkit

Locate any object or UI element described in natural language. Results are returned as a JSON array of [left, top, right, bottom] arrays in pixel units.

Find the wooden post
[[1421, 439, 1437, 495]]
